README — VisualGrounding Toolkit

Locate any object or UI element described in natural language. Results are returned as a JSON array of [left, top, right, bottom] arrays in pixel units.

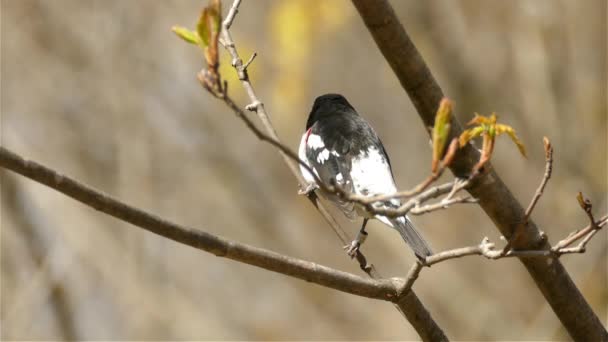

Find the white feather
[[306, 134, 325, 149], [316, 149, 329, 163], [315, 148, 339, 164], [350, 147, 397, 196], [298, 132, 317, 185]]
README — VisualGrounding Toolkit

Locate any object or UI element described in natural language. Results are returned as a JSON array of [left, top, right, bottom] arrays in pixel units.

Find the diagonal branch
[[351, 0, 607, 340], [0, 147, 408, 302]]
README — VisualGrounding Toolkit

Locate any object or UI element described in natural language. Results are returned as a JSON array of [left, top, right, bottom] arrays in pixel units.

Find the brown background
[[2, 0, 606, 340]]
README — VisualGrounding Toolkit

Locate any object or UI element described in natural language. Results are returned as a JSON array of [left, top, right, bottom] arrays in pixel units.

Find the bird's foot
[[344, 241, 360, 258], [298, 183, 318, 196], [343, 230, 368, 258]]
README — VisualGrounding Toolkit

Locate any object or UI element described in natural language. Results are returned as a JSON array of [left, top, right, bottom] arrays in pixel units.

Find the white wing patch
[[316, 149, 339, 164], [351, 147, 397, 196], [306, 134, 324, 149]]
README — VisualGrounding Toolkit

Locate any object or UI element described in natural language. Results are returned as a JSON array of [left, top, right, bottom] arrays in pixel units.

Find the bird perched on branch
[[298, 94, 432, 259]]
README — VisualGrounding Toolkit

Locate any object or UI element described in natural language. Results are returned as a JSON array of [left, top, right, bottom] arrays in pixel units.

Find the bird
[[298, 93, 432, 259]]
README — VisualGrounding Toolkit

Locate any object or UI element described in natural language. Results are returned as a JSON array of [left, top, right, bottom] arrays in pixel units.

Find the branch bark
[[351, 0, 607, 340], [0, 146, 408, 302]]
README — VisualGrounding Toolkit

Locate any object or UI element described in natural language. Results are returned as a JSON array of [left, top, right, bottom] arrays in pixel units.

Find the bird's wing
[[299, 128, 357, 220]]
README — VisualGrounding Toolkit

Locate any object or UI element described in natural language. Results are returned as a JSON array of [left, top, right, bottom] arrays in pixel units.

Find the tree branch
[[0, 147, 409, 302], [351, 0, 607, 340], [424, 214, 607, 266]]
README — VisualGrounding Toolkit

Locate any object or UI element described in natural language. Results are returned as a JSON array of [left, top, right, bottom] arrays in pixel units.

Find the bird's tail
[[378, 215, 433, 259]]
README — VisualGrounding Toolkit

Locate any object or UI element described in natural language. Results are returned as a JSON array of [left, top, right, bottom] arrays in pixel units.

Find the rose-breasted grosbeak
[[298, 94, 432, 259]]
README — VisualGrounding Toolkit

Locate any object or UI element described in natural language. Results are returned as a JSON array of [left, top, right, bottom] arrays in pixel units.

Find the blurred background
[[1, 0, 606, 340]]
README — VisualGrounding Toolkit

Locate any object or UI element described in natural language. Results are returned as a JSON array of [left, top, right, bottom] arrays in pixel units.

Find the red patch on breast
[[305, 128, 312, 143]]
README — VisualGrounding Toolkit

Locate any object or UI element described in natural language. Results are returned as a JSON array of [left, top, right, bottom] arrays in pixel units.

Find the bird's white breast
[[298, 131, 317, 184]]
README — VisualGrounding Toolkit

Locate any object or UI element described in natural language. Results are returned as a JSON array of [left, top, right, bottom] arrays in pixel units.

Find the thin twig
[[402, 261, 424, 293], [524, 137, 553, 221], [500, 138, 553, 256], [367, 180, 472, 218], [409, 196, 477, 215], [242, 52, 257, 70], [222, 0, 241, 30], [553, 215, 607, 250], [421, 216, 607, 266]]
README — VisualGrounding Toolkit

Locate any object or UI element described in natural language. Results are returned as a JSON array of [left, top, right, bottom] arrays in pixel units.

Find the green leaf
[[459, 126, 484, 147], [496, 124, 527, 158], [172, 26, 201, 45]]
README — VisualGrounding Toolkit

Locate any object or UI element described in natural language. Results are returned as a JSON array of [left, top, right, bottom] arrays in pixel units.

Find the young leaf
[[496, 124, 527, 158], [459, 126, 484, 147], [172, 26, 201, 45], [431, 98, 453, 173], [576, 192, 586, 210], [460, 112, 527, 176], [466, 113, 484, 126]]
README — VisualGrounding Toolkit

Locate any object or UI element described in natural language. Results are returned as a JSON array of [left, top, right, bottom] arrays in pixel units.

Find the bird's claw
[[298, 183, 318, 195], [343, 230, 368, 259], [343, 241, 361, 258]]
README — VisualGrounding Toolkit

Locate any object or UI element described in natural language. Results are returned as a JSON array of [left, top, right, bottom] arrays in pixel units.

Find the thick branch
[[0, 147, 405, 302], [351, 1, 607, 340]]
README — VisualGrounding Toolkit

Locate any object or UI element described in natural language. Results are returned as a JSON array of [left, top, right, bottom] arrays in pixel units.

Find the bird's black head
[[306, 94, 356, 129]]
